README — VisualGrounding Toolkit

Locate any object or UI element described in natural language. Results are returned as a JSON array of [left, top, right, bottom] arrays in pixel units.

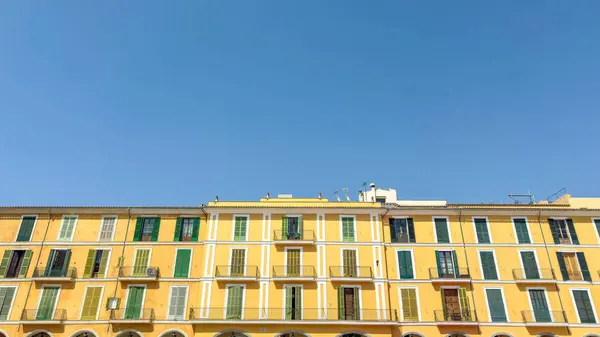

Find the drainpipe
[[457, 210, 480, 335], [106, 207, 132, 333], [537, 210, 569, 334], [18, 208, 52, 332], [378, 208, 394, 326]]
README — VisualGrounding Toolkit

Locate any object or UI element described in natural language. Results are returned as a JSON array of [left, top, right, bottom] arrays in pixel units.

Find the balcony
[[109, 308, 155, 323], [215, 265, 259, 281], [188, 307, 397, 324], [20, 309, 67, 324], [522, 310, 568, 326], [434, 310, 478, 326], [429, 268, 471, 283], [272, 266, 316, 281], [118, 266, 160, 281], [512, 268, 556, 284], [273, 230, 315, 245], [329, 266, 373, 282], [32, 267, 76, 282]]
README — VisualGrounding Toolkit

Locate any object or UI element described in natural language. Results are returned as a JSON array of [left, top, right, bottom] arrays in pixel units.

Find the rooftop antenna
[[266, 192, 270, 199], [342, 188, 350, 201], [215, 195, 219, 202], [361, 182, 367, 201], [334, 190, 341, 202], [508, 192, 535, 204]]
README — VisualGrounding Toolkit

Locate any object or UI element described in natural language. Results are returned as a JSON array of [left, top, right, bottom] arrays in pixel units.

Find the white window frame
[[231, 215, 250, 241], [526, 287, 553, 322], [436, 249, 458, 277], [483, 286, 509, 322], [167, 285, 189, 320], [172, 248, 193, 278], [284, 247, 303, 276], [0, 284, 19, 320], [57, 215, 79, 241], [340, 248, 360, 276], [98, 215, 118, 242], [14, 215, 39, 242], [35, 285, 62, 320], [394, 248, 415, 280], [224, 284, 246, 319], [472, 216, 492, 243], [570, 288, 599, 324], [339, 215, 357, 242], [432, 216, 452, 243], [281, 284, 304, 320], [477, 249, 500, 280], [512, 217, 533, 244], [228, 247, 248, 276], [550, 217, 575, 244], [123, 284, 147, 319], [557, 250, 583, 281], [397, 285, 421, 322], [78, 285, 105, 320]]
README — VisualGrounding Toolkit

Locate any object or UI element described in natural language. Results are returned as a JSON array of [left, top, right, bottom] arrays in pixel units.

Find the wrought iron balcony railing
[[273, 230, 315, 242], [522, 310, 567, 324], [512, 268, 555, 281], [118, 266, 160, 279], [272, 265, 316, 279], [434, 310, 477, 323], [329, 266, 373, 279], [215, 265, 260, 279], [32, 267, 77, 279], [188, 307, 397, 321], [429, 267, 470, 280], [21, 309, 67, 321], [110, 308, 155, 321]]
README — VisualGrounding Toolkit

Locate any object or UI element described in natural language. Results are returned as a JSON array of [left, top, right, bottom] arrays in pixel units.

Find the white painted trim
[[472, 216, 492, 243], [15, 215, 39, 242], [483, 286, 509, 323], [0, 284, 19, 320], [231, 215, 250, 241], [397, 285, 421, 322], [228, 247, 248, 276], [525, 287, 553, 322], [78, 284, 105, 320], [570, 288, 599, 324], [593, 218, 600, 244], [124, 284, 147, 319], [340, 247, 360, 276], [339, 215, 357, 242], [35, 285, 61, 320], [224, 284, 246, 319], [57, 215, 79, 241], [284, 247, 303, 276], [512, 217, 533, 244], [98, 215, 118, 242], [282, 284, 304, 320], [167, 285, 189, 320], [477, 248, 500, 280], [394, 248, 415, 279], [432, 216, 452, 243]]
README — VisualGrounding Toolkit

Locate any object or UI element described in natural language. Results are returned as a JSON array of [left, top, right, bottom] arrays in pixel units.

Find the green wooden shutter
[[36, 287, 59, 320], [548, 219, 560, 244], [514, 219, 531, 244], [0, 287, 16, 320], [529, 289, 551, 322], [44, 250, 57, 276], [397, 251, 413, 279], [133, 218, 143, 242], [174, 249, 191, 278], [173, 218, 183, 242], [475, 218, 490, 243], [0, 251, 12, 278], [133, 249, 150, 276], [99, 250, 109, 278], [573, 290, 596, 323], [125, 286, 144, 319], [285, 286, 293, 319], [521, 251, 539, 279], [191, 217, 200, 241], [452, 251, 459, 276], [389, 219, 398, 243], [234, 217, 247, 241], [440, 290, 447, 318], [81, 286, 102, 320], [556, 252, 569, 280], [18, 250, 32, 278], [342, 217, 355, 242], [83, 250, 96, 278], [287, 249, 300, 276], [566, 219, 579, 244], [480, 251, 498, 280], [281, 216, 288, 240], [407, 218, 416, 242], [353, 288, 360, 319], [61, 250, 71, 276], [458, 287, 471, 320], [151, 217, 161, 241], [337, 287, 345, 319], [485, 289, 507, 322], [343, 250, 357, 277], [226, 286, 242, 319], [576, 252, 591, 281], [435, 251, 442, 277], [435, 218, 450, 243], [16, 217, 36, 242], [231, 249, 245, 276], [400, 288, 418, 321], [298, 216, 303, 239]]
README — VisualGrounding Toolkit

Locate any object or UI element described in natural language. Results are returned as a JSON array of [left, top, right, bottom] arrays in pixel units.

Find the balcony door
[[442, 289, 460, 320], [285, 285, 302, 320], [437, 251, 456, 278], [45, 249, 70, 277], [125, 286, 145, 319], [529, 289, 551, 322], [286, 249, 300, 276], [230, 249, 245, 276], [338, 287, 360, 320], [520, 251, 540, 279], [342, 250, 357, 277], [36, 286, 59, 320]]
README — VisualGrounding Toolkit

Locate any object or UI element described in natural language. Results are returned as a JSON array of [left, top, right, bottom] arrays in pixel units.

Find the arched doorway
[[214, 331, 250, 337], [340, 334, 365, 337], [115, 330, 143, 337], [446, 334, 468, 337], [27, 332, 52, 337], [71, 330, 99, 337], [159, 331, 187, 337], [403, 334, 425, 337], [0, 331, 7, 337]]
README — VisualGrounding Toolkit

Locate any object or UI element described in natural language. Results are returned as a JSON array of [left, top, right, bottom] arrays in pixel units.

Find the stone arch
[[213, 330, 251, 337], [25, 331, 53, 337], [402, 333, 425, 337], [70, 330, 100, 337], [158, 330, 188, 337], [114, 330, 144, 337]]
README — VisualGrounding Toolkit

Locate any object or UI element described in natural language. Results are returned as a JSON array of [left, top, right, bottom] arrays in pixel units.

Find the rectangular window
[[174, 217, 200, 242], [124, 286, 145, 319], [286, 249, 301, 277], [434, 218, 450, 243], [389, 218, 415, 243], [342, 249, 358, 277], [485, 288, 507, 322], [282, 216, 303, 240], [16, 216, 36, 242], [141, 218, 155, 241], [337, 287, 360, 320], [226, 285, 243, 319], [436, 250, 458, 278], [520, 251, 539, 279], [0, 250, 32, 278], [285, 285, 302, 320], [557, 252, 592, 281], [80, 286, 103, 320], [0, 286, 17, 320], [174, 249, 191, 278], [399, 288, 419, 321], [513, 218, 531, 244], [230, 249, 245, 276], [397, 250, 414, 279], [528, 289, 551, 322], [341, 216, 356, 242], [57, 215, 78, 241], [133, 217, 161, 242], [441, 287, 471, 321], [595, 219, 600, 241], [479, 251, 498, 280], [549, 219, 579, 245], [132, 249, 151, 276], [168, 286, 187, 320], [474, 218, 490, 243], [572, 289, 596, 323], [99, 216, 117, 241], [36, 286, 60, 320], [83, 249, 110, 278], [233, 216, 248, 241], [44, 249, 71, 277]]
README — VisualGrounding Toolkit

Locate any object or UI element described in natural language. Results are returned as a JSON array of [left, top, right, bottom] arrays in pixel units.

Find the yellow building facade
[[0, 192, 599, 337]]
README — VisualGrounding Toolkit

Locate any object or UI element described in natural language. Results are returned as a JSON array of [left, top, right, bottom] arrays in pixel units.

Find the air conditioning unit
[[146, 267, 158, 277]]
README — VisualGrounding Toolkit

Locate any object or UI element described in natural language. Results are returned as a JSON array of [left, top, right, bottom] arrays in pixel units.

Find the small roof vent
[[278, 194, 293, 198]]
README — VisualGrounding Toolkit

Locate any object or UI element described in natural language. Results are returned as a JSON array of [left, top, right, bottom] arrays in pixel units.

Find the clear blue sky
[[1, 1, 599, 206]]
